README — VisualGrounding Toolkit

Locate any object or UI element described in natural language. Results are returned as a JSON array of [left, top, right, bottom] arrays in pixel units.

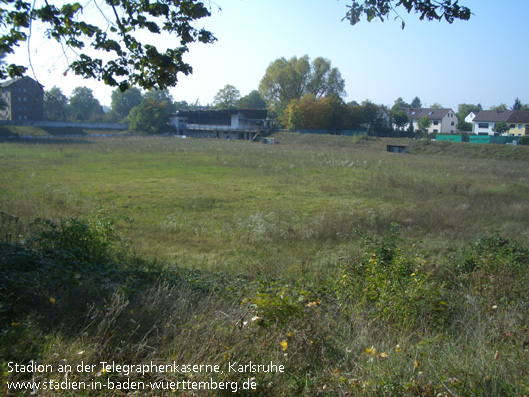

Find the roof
[[472, 110, 513, 122], [507, 111, 529, 123], [402, 108, 453, 120], [0, 76, 44, 88]]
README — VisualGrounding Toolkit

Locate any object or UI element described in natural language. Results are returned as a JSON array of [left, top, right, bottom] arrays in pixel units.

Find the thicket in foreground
[[1, 215, 528, 395]]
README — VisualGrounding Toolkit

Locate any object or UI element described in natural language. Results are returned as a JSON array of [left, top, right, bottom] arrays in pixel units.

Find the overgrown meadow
[[1, 133, 529, 395]]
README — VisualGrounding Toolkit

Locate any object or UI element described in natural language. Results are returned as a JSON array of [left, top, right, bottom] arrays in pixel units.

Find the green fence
[[469, 135, 491, 144], [436, 134, 463, 142]]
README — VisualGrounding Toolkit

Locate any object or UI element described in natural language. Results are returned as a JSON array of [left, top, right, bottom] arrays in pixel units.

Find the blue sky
[[9, 0, 529, 111]]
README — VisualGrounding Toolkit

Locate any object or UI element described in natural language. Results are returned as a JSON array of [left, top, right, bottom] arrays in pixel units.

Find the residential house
[[471, 110, 513, 135], [0, 76, 44, 121], [402, 108, 458, 133], [170, 108, 269, 140], [506, 111, 529, 136]]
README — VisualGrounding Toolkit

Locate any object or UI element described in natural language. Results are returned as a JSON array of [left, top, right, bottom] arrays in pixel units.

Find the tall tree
[[68, 86, 104, 122], [238, 90, 266, 109], [430, 102, 443, 109], [0, 0, 216, 90], [512, 97, 523, 111], [44, 86, 69, 120], [361, 99, 382, 134], [343, 0, 471, 29], [108, 87, 143, 122], [212, 84, 241, 109], [259, 55, 346, 116], [411, 96, 422, 108]]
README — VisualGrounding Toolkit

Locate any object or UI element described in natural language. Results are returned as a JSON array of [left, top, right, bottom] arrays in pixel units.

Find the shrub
[[336, 224, 442, 329], [452, 234, 529, 308], [29, 209, 121, 268]]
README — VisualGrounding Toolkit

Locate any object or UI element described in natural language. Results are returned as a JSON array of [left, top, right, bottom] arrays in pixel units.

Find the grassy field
[[1, 133, 529, 395], [1, 133, 529, 275]]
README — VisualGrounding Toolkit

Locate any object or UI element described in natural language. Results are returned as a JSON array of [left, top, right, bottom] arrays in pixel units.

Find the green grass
[[1, 133, 528, 275], [1, 132, 529, 395]]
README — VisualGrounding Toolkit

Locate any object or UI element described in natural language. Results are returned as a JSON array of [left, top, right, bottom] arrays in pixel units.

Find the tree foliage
[[68, 86, 104, 122], [492, 120, 509, 136], [410, 96, 422, 108], [212, 84, 240, 109], [491, 104, 508, 111], [391, 97, 410, 113], [457, 103, 481, 131], [144, 89, 177, 113], [361, 99, 383, 134], [44, 86, 69, 121], [392, 110, 409, 131], [128, 97, 172, 134], [238, 90, 266, 109], [259, 55, 346, 116], [0, 0, 216, 90], [344, 0, 471, 29], [282, 94, 352, 131], [108, 87, 143, 122], [418, 115, 431, 131]]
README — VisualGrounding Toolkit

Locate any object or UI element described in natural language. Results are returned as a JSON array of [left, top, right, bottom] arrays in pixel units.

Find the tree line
[[45, 53, 528, 136], [44, 86, 201, 133]]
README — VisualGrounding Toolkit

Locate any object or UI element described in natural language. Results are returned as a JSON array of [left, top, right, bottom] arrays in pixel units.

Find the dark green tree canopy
[[238, 90, 267, 109], [393, 110, 409, 130], [44, 86, 69, 121], [68, 86, 104, 122], [108, 87, 143, 122], [0, 0, 216, 90], [344, 0, 471, 28], [411, 96, 422, 108], [129, 97, 172, 134]]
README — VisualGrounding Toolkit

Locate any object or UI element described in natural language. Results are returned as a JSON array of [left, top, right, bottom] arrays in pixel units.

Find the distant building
[[471, 110, 513, 136], [402, 108, 458, 134], [170, 108, 270, 140], [506, 111, 529, 137], [0, 76, 44, 121]]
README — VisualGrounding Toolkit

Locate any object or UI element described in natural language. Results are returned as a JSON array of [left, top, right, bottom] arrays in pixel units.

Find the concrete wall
[[0, 120, 129, 130]]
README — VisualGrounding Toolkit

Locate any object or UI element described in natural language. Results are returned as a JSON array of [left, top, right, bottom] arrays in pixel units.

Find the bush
[[29, 209, 121, 268], [336, 224, 442, 329]]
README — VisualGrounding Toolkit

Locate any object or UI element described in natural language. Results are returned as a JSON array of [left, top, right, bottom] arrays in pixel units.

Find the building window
[[519, 124, 523, 129], [451, 121, 455, 126], [478, 123, 489, 129], [510, 124, 515, 129], [433, 121, 439, 125]]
